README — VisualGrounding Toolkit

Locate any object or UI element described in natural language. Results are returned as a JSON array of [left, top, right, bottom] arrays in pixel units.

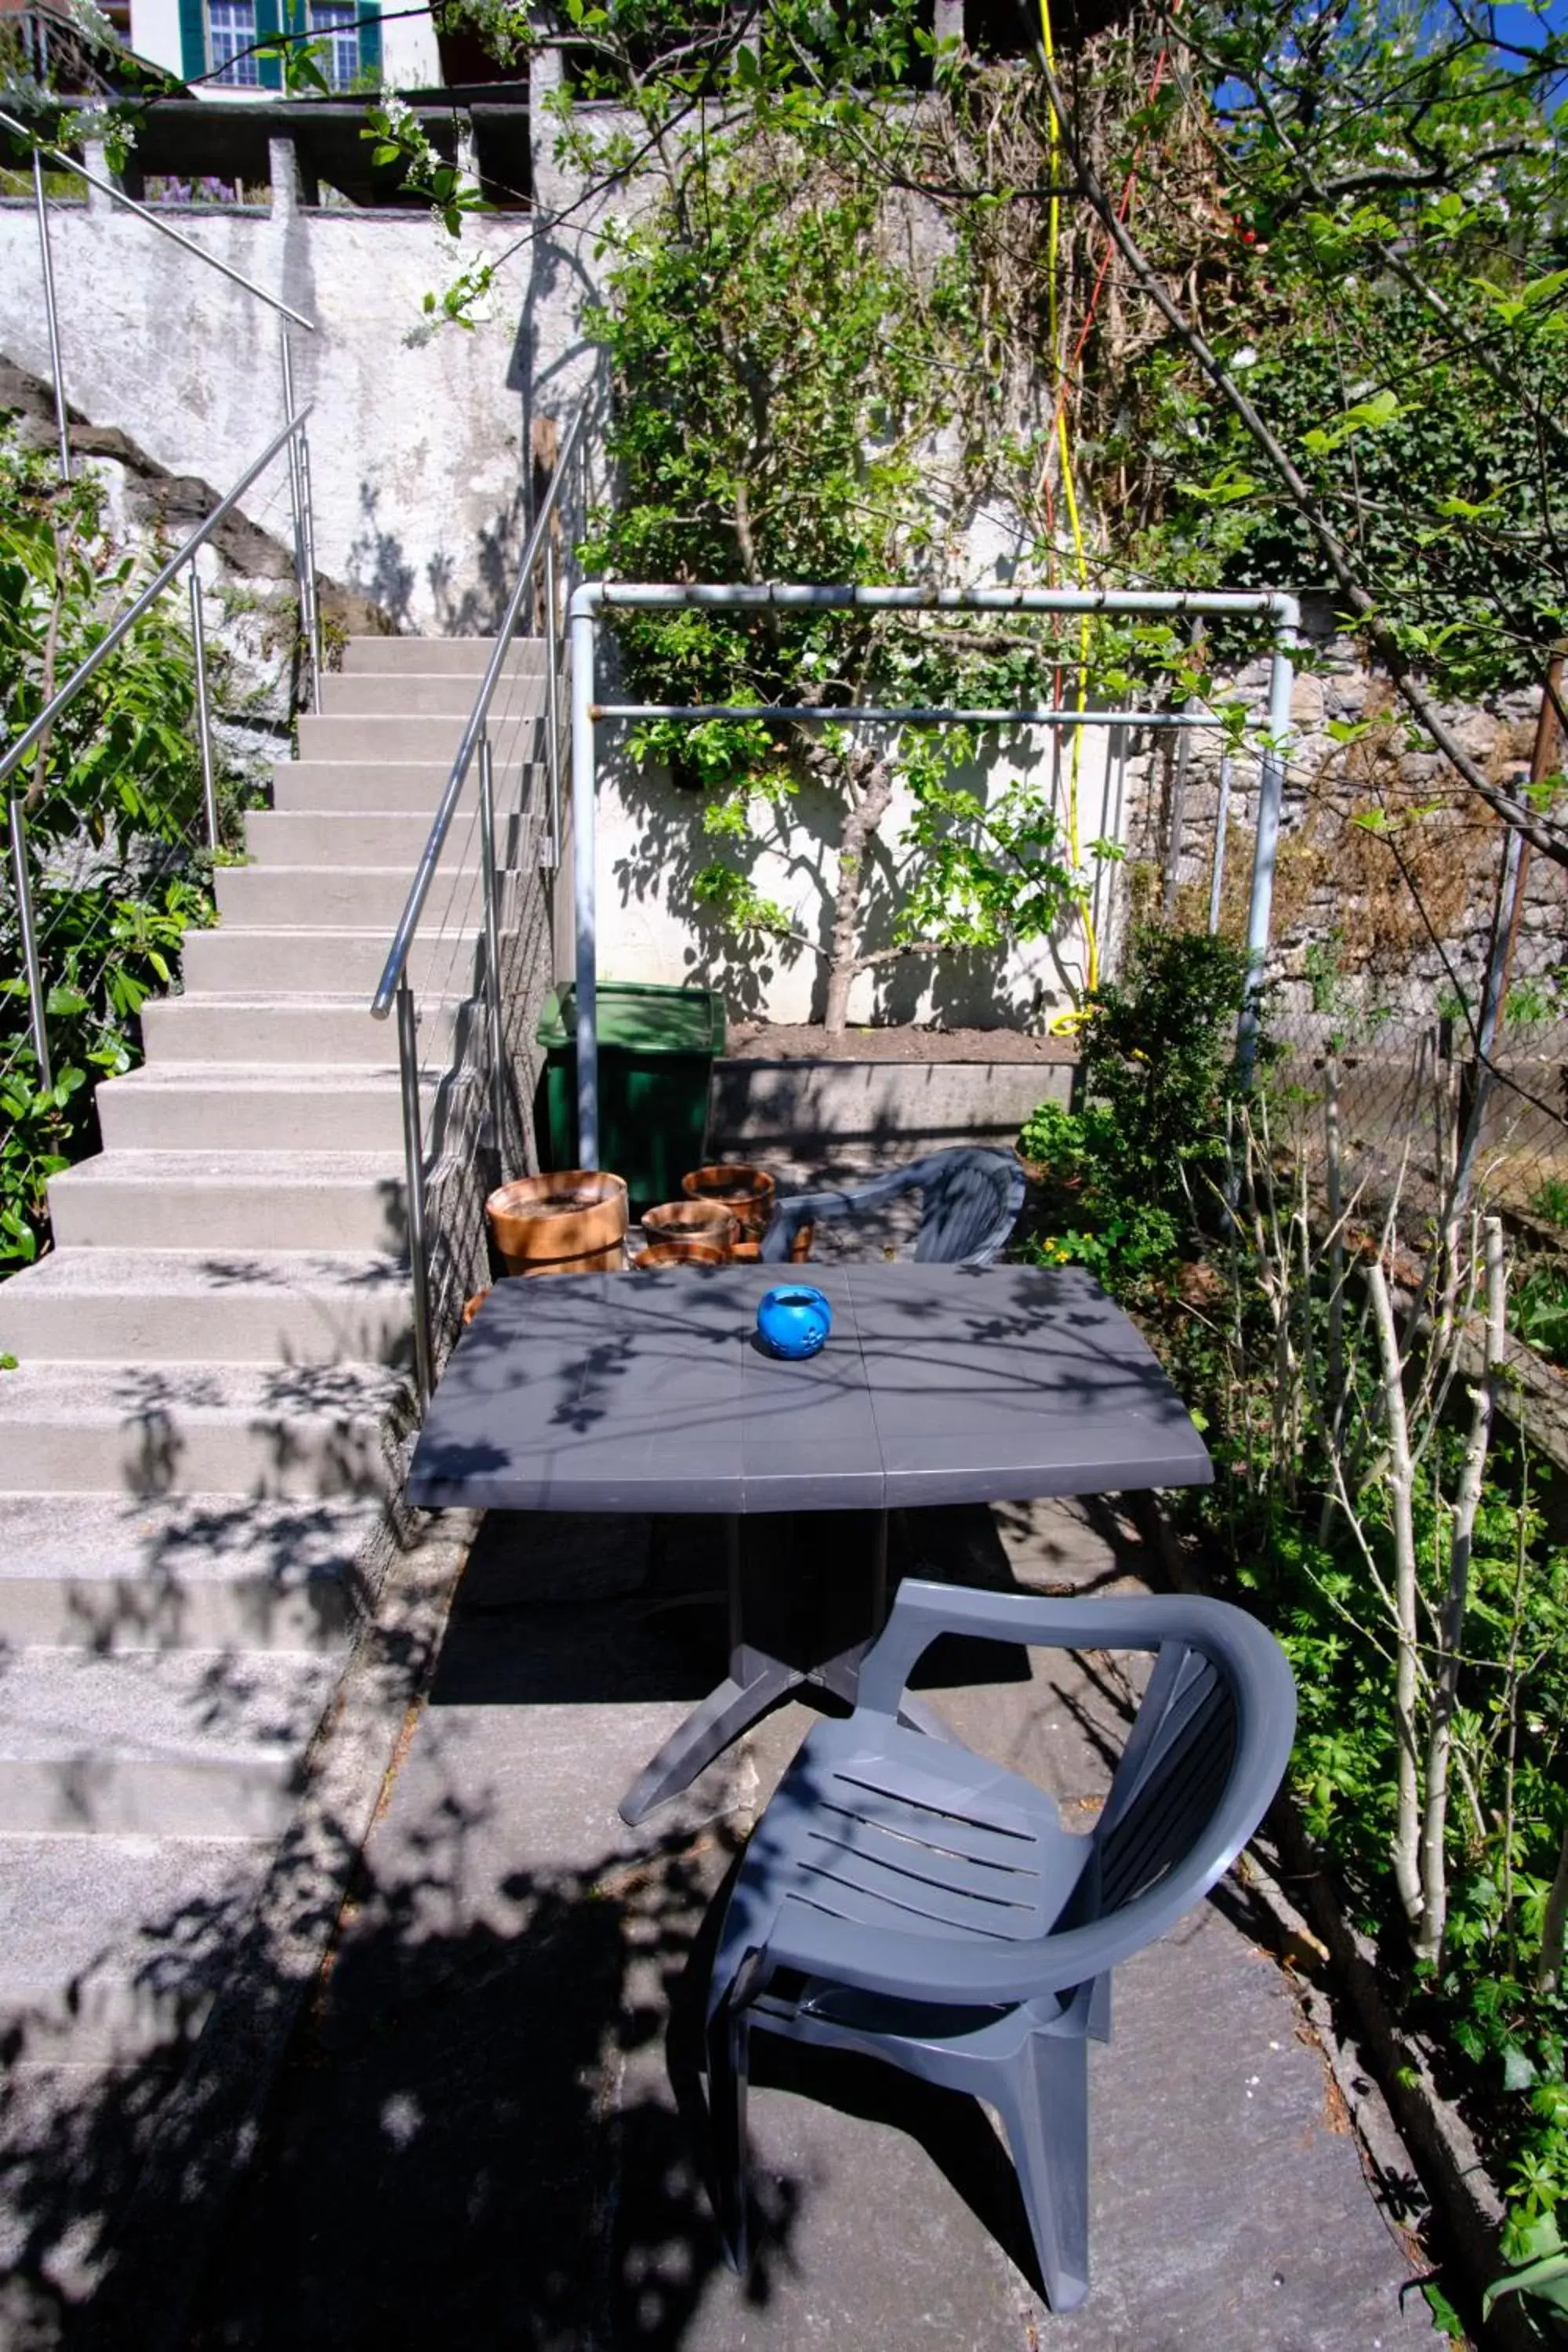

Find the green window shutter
[[255, 0, 282, 87], [358, 2, 381, 83], [178, 0, 206, 81]]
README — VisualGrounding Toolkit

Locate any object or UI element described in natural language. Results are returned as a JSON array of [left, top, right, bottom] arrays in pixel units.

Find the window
[[209, 0, 259, 82], [309, 0, 358, 88]]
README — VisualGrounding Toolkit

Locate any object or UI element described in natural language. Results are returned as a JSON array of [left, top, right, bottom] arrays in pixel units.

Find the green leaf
[[1484, 2252, 1568, 2321]]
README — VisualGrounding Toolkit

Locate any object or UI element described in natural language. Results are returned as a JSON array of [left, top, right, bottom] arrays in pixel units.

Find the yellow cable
[[1039, 0, 1099, 1030]]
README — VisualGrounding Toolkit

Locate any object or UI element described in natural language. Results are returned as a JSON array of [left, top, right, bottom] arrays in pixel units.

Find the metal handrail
[[368, 384, 596, 1020], [0, 106, 318, 331], [0, 408, 313, 786]]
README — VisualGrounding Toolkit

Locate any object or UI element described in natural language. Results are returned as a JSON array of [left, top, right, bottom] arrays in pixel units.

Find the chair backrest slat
[[1093, 1643, 1239, 1914]]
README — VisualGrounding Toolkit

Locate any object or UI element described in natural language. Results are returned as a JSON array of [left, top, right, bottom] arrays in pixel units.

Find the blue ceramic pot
[[757, 1283, 833, 1359]]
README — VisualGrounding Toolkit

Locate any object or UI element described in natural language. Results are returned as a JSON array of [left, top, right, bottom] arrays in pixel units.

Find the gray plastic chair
[[758, 1147, 1026, 1268], [700, 1580, 1297, 2307]]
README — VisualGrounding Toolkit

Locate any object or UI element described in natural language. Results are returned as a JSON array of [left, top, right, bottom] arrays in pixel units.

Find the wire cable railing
[[370, 368, 605, 1403]]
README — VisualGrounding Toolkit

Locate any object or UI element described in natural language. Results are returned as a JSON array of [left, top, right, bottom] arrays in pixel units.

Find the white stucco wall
[[590, 727, 1126, 1029], [0, 196, 528, 633], [127, 0, 183, 82], [379, 10, 443, 89]]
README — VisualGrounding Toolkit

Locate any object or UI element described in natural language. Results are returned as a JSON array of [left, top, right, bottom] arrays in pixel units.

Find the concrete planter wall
[[709, 1055, 1072, 1162]]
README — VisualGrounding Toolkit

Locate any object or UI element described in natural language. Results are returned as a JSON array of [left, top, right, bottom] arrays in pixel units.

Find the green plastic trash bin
[[536, 981, 727, 1214]]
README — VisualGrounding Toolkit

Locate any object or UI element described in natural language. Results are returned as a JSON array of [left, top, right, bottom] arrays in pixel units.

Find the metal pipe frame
[[0, 410, 313, 786], [567, 579, 1300, 1169], [477, 732, 509, 1178], [592, 703, 1229, 728], [0, 107, 318, 331], [32, 147, 71, 483], [189, 569, 220, 852], [9, 798, 52, 1090], [590, 584, 1301, 621], [396, 973, 434, 1406]]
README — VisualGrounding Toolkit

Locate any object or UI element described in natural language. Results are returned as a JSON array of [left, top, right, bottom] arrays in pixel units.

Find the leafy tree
[[582, 143, 1098, 1029]]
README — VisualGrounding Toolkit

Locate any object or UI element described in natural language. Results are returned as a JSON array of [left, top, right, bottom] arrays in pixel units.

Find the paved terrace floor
[[186, 1490, 1429, 2352]]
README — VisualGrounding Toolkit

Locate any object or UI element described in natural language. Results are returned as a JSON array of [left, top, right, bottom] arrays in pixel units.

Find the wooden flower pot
[[641, 1200, 738, 1258], [632, 1240, 728, 1269], [681, 1163, 776, 1243], [485, 1171, 629, 1276]]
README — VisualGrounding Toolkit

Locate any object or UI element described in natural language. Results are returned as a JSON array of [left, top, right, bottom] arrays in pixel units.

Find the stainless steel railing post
[[543, 538, 561, 869], [9, 798, 52, 1089], [32, 150, 71, 485], [189, 568, 220, 852], [477, 732, 509, 1178], [298, 426, 323, 711], [279, 331, 316, 710], [396, 971, 434, 1406]]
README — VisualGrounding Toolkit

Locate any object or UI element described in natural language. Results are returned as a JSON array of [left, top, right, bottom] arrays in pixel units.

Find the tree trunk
[[1368, 1258, 1424, 1930], [822, 750, 895, 1034], [1416, 1218, 1504, 1965]]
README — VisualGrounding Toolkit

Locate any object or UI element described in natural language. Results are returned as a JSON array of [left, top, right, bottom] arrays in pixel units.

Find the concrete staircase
[[0, 635, 544, 2068]]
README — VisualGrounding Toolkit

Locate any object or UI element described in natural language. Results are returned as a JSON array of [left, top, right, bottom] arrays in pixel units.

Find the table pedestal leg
[[618, 1510, 898, 1826], [618, 1653, 802, 1826]]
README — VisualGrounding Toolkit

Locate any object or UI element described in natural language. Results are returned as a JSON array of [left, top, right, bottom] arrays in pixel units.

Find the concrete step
[[341, 635, 547, 676], [269, 760, 452, 813], [319, 674, 499, 717], [48, 1151, 406, 1252], [94, 1065, 434, 1154], [140, 991, 464, 1069], [0, 1832, 273, 2061], [0, 1357, 412, 1500], [0, 1647, 339, 1835], [0, 1249, 411, 1368], [0, 1492, 376, 1650], [244, 807, 529, 872], [296, 712, 544, 764], [213, 861, 490, 931], [180, 924, 480, 996]]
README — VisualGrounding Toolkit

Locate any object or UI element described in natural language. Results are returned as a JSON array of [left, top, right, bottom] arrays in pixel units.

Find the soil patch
[[726, 1022, 1076, 1065]]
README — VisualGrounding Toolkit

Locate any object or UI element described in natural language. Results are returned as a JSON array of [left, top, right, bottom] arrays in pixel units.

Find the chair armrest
[[760, 1192, 858, 1263], [759, 1168, 917, 1262]]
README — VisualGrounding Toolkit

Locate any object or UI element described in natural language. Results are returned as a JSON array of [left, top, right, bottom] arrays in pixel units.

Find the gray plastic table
[[407, 1262, 1212, 1822]]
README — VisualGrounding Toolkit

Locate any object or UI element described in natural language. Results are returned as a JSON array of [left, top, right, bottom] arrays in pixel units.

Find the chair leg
[[990, 2031, 1091, 2313], [705, 1994, 753, 2273]]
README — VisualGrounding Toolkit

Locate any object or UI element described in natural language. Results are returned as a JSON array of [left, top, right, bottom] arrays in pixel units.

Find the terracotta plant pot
[[633, 1241, 728, 1269], [485, 1170, 629, 1277], [681, 1163, 776, 1243], [642, 1200, 738, 1258]]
